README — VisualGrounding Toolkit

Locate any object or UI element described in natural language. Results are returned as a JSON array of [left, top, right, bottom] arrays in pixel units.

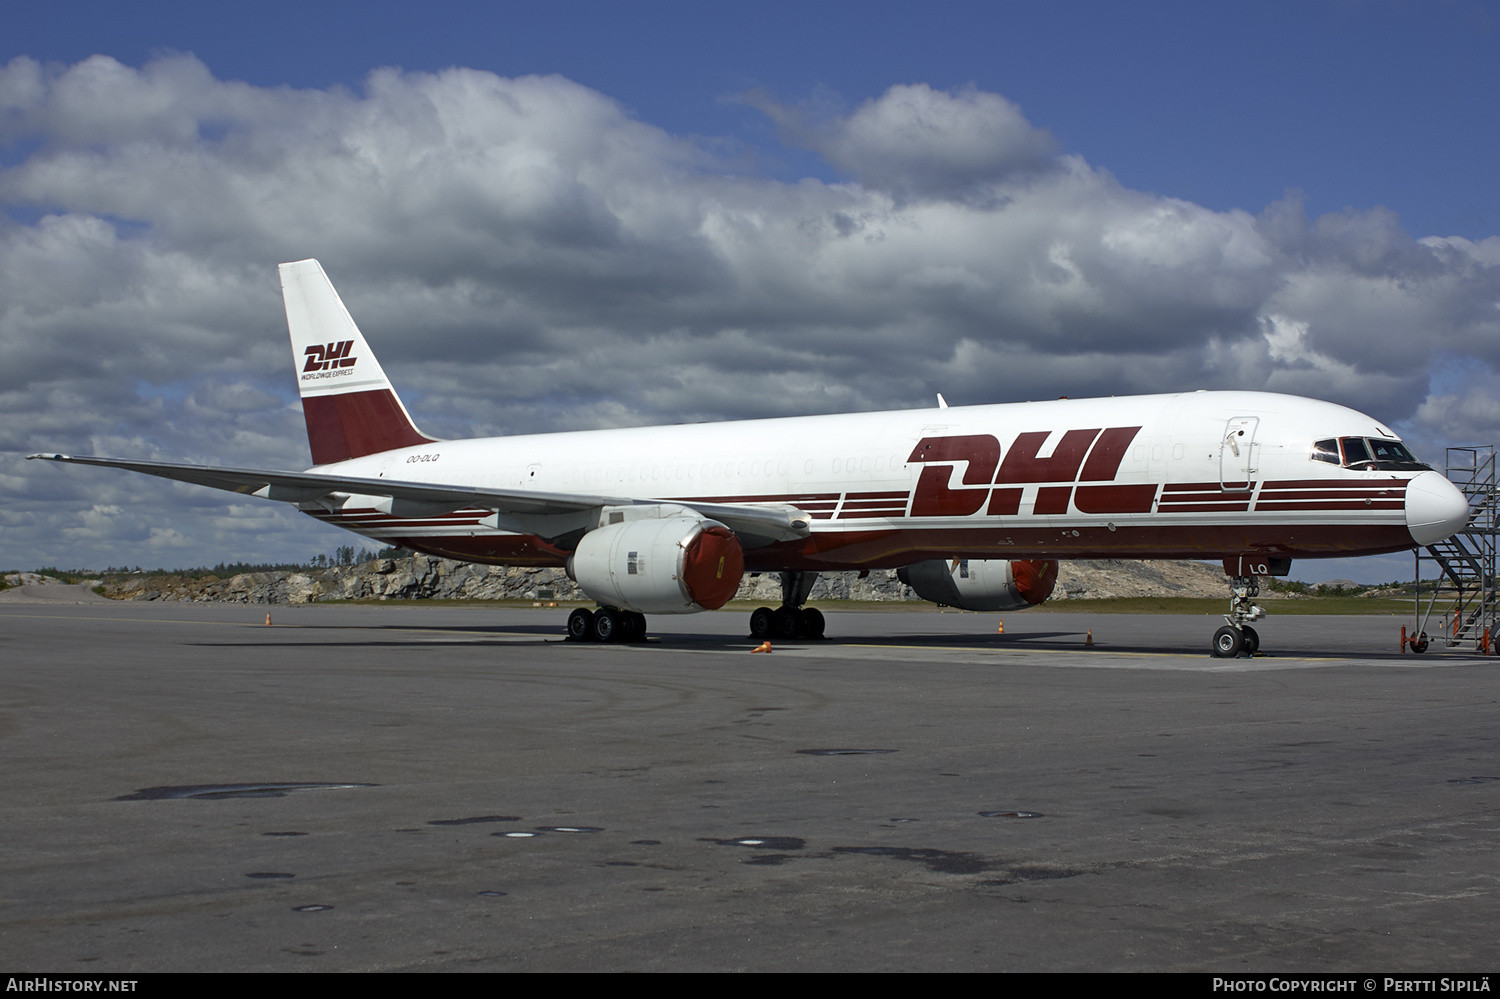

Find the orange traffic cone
[[1085, 629, 1094, 647], [751, 641, 772, 653], [264, 612, 273, 626], [996, 620, 1005, 634]]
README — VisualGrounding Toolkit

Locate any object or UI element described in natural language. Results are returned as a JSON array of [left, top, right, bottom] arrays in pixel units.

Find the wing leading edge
[[25, 453, 813, 546]]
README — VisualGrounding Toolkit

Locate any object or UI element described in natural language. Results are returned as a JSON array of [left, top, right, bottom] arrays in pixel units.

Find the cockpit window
[[1340, 437, 1372, 466], [1369, 439, 1418, 464], [1311, 436, 1429, 471], [1311, 439, 1339, 464]]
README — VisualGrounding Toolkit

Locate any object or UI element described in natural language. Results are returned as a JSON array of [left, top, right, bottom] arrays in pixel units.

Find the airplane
[[30, 259, 1472, 657]]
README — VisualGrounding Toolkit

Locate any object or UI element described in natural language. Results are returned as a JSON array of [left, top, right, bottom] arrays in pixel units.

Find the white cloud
[[743, 83, 1058, 202], [2, 56, 1498, 568], [1413, 362, 1500, 446]]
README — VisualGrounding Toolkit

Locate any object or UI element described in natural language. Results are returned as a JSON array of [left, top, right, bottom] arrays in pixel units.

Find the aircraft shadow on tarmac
[[186, 622, 1208, 657], [184, 619, 1472, 660]]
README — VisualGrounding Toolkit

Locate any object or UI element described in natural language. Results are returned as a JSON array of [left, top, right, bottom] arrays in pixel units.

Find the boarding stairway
[[1412, 446, 1498, 653]]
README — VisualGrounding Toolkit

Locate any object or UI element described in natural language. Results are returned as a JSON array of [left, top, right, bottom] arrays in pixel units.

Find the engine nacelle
[[569, 516, 744, 614], [897, 558, 1058, 612]]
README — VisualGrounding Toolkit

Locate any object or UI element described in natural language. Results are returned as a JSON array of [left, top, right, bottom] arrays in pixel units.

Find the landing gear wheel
[[1212, 626, 1244, 658], [1410, 631, 1429, 654], [749, 606, 774, 638], [625, 611, 648, 643], [1240, 625, 1259, 655], [567, 608, 595, 641], [593, 608, 621, 643], [772, 606, 801, 639], [801, 607, 825, 639]]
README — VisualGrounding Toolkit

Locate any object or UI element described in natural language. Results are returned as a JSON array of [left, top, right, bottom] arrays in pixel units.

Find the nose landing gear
[[1211, 575, 1266, 658]]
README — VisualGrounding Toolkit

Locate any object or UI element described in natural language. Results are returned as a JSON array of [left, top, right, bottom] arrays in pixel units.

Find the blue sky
[[13, 0, 1497, 238], [3, 1, 1498, 584]]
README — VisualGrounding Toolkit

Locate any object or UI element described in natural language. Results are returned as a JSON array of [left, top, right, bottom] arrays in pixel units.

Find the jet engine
[[569, 516, 744, 614], [897, 558, 1058, 612]]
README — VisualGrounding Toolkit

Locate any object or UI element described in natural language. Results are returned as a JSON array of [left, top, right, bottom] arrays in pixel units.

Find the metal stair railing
[[1412, 446, 1497, 653]]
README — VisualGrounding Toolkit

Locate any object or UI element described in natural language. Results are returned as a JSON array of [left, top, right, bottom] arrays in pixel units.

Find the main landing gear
[[1211, 575, 1265, 658], [567, 607, 648, 643], [749, 571, 826, 640]]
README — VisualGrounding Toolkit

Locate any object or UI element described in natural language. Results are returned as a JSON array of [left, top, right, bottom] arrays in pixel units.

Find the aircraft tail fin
[[279, 259, 436, 465]]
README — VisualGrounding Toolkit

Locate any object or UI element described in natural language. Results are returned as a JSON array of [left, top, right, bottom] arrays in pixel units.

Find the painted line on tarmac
[[838, 642, 1490, 667], [843, 641, 1336, 661], [649, 639, 1467, 671], [0, 611, 547, 641]]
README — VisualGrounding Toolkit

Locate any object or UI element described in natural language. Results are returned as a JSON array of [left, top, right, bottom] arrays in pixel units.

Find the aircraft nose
[[1406, 471, 1471, 546]]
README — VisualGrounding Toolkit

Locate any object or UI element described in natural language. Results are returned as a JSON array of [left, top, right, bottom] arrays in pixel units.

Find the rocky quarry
[[50, 556, 1237, 605]]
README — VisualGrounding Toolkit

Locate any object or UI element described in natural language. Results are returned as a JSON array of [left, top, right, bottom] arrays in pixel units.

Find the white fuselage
[[300, 389, 1455, 571]]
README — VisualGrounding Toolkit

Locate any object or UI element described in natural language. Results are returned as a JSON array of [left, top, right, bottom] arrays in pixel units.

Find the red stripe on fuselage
[[380, 521, 1417, 572]]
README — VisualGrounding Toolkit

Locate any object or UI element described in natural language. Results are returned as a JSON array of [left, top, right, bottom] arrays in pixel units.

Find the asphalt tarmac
[[1, 599, 1496, 972]]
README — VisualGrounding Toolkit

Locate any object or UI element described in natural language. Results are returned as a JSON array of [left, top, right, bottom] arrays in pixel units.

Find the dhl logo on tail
[[302, 340, 357, 374]]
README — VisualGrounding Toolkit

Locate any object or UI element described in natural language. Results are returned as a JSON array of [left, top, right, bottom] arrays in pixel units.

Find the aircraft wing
[[26, 453, 813, 545]]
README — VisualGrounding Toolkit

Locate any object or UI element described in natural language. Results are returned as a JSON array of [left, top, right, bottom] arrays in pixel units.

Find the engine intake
[[569, 516, 744, 614], [897, 558, 1058, 612]]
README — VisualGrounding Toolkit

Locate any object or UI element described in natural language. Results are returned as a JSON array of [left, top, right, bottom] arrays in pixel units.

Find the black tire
[[772, 606, 801, 639], [1411, 631, 1429, 654], [749, 606, 775, 638], [1240, 625, 1259, 655], [1212, 626, 1244, 658], [567, 608, 595, 641], [801, 607, 825, 639], [626, 612, 648, 642], [593, 608, 620, 643]]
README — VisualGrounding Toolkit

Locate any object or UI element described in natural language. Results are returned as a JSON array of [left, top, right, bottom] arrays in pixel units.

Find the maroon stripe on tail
[[302, 389, 434, 464]]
